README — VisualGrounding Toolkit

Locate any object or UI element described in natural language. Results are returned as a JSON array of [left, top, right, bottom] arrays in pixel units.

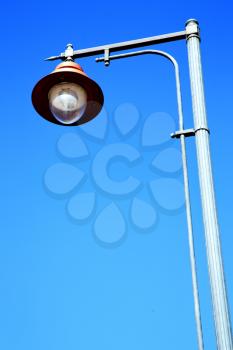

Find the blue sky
[[1, 1, 233, 349]]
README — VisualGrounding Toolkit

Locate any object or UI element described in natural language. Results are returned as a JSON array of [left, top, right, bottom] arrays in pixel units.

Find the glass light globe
[[48, 82, 87, 124]]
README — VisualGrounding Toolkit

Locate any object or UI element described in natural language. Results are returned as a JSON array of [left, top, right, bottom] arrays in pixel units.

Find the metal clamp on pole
[[171, 127, 210, 139]]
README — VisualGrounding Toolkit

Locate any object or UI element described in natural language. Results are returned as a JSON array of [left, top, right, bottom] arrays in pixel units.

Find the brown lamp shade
[[31, 61, 104, 126]]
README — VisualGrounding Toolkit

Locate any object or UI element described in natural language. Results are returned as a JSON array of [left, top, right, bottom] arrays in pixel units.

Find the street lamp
[[32, 59, 104, 125], [31, 19, 233, 350]]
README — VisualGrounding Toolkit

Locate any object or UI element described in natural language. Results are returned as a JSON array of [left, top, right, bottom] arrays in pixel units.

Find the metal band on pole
[[186, 19, 233, 350]]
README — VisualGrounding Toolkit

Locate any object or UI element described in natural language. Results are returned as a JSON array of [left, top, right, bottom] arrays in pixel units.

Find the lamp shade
[[31, 61, 104, 126]]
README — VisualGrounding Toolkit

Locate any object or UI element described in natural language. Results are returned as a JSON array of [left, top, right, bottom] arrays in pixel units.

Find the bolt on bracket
[[104, 48, 110, 66], [64, 43, 74, 61]]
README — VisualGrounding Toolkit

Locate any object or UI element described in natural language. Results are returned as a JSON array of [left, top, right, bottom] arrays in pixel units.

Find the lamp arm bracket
[[45, 30, 189, 61], [171, 128, 195, 139], [44, 19, 200, 62]]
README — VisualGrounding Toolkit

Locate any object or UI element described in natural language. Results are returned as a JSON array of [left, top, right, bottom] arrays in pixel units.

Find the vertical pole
[[186, 19, 233, 350], [180, 134, 205, 350]]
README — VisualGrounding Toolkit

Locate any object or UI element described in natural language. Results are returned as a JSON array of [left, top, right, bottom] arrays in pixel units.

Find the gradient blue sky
[[2, 1, 233, 349]]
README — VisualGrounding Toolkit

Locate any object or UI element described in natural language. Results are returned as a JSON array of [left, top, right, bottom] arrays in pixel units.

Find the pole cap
[[186, 18, 199, 27]]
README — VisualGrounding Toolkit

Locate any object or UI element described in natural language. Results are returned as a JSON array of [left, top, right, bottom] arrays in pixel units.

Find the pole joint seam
[[186, 33, 201, 41]]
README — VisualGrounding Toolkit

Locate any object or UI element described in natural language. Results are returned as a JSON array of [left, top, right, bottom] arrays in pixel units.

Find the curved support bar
[[97, 49, 183, 129], [96, 48, 204, 350]]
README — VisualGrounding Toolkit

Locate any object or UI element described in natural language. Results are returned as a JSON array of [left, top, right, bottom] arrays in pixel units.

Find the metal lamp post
[[31, 19, 233, 350]]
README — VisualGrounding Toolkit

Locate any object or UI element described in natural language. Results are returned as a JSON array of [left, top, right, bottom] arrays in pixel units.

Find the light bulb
[[48, 82, 87, 124]]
